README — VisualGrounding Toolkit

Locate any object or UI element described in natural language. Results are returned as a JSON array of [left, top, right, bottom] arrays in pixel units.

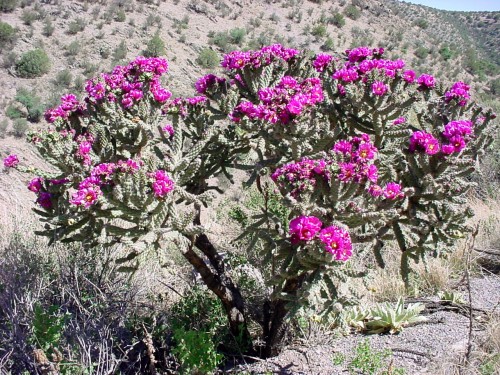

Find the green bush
[[414, 46, 430, 59], [42, 19, 54, 37], [321, 36, 335, 51], [67, 18, 86, 34], [344, 5, 361, 20], [113, 40, 128, 63], [15, 88, 44, 122], [0, 21, 16, 45], [20, 9, 39, 26], [65, 41, 80, 57], [329, 12, 346, 28], [439, 46, 453, 61], [15, 49, 50, 78], [311, 24, 327, 41], [52, 69, 73, 89], [0, 118, 8, 138], [229, 27, 246, 46], [196, 48, 219, 69], [415, 18, 429, 29], [143, 32, 165, 57], [12, 118, 28, 137], [0, 0, 18, 12], [6, 104, 23, 119]]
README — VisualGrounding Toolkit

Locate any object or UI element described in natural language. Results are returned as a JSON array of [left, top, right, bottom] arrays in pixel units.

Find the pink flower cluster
[[271, 158, 330, 197], [69, 159, 141, 208], [162, 124, 175, 138], [371, 81, 388, 96], [85, 56, 171, 109], [44, 94, 85, 123], [441, 120, 473, 154], [221, 44, 299, 70], [150, 170, 175, 198], [333, 135, 404, 200], [393, 117, 406, 125], [445, 81, 470, 107], [409, 131, 441, 155], [346, 47, 384, 63], [3, 154, 19, 168], [332, 134, 378, 184], [230, 76, 323, 125], [195, 74, 226, 94], [313, 54, 334, 72], [75, 133, 95, 166], [417, 74, 435, 89], [27, 177, 55, 209], [70, 177, 103, 208], [289, 215, 352, 261]]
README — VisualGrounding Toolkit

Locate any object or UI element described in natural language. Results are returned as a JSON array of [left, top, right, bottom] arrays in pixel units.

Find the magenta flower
[[372, 81, 388, 96], [28, 177, 44, 193], [117, 159, 141, 173], [313, 53, 333, 72], [151, 170, 175, 198], [36, 192, 53, 209], [445, 81, 470, 106], [368, 184, 383, 197], [289, 216, 323, 245], [402, 70, 416, 83], [409, 131, 440, 155], [3, 154, 19, 168], [318, 226, 352, 261], [347, 46, 373, 62], [393, 117, 406, 125], [417, 74, 435, 89], [383, 182, 403, 200], [162, 124, 175, 137], [70, 185, 102, 208]]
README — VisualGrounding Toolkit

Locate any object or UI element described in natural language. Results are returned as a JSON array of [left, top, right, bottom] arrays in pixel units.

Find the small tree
[[143, 32, 166, 57], [0, 21, 16, 45], [196, 48, 219, 68], [16, 49, 50, 78], [11, 46, 496, 359]]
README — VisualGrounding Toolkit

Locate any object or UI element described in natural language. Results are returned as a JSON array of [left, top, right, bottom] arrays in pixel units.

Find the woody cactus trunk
[[6, 46, 496, 357]]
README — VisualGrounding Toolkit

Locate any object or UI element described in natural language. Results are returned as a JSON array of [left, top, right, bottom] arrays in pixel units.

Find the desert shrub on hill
[[15, 49, 50, 78], [0, 21, 16, 46], [4, 42, 497, 364]]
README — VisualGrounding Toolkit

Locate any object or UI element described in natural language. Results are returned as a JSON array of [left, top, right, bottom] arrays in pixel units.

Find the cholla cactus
[[9, 45, 496, 357]]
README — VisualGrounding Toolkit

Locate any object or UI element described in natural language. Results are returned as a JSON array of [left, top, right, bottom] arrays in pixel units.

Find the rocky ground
[[228, 275, 500, 374]]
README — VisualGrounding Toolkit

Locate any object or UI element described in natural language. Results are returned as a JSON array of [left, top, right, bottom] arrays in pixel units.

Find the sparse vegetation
[[0, 2, 498, 374], [15, 49, 50, 78]]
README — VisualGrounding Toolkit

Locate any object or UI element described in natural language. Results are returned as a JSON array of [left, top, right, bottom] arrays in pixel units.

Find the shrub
[[415, 17, 429, 29], [12, 117, 28, 137], [143, 32, 165, 57], [16, 49, 50, 78], [0, 21, 16, 45], [344, 4, 361, 20], [229, 27, 246, 46], [65, 41, 80, 57], [439, 45, 453, 61], [42, 18, 54, 37], [52, 69, 73, 89], [2, 51, 16, 69], [0, 0, 18, 12], [112, 40, 127, 63], [20, 9, 38, 25], [311, 24, 327, 41], [0, 118, 8, 137], [414, 46, 429, 59], [6, 104, 23, 119], [321, 36, 334, 51], [15, 87, 44, 122], [196, 47, 219, 68], [14, 48, 496, 359], [67, 18, 86, 34], [329, 12, 345, 28]]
